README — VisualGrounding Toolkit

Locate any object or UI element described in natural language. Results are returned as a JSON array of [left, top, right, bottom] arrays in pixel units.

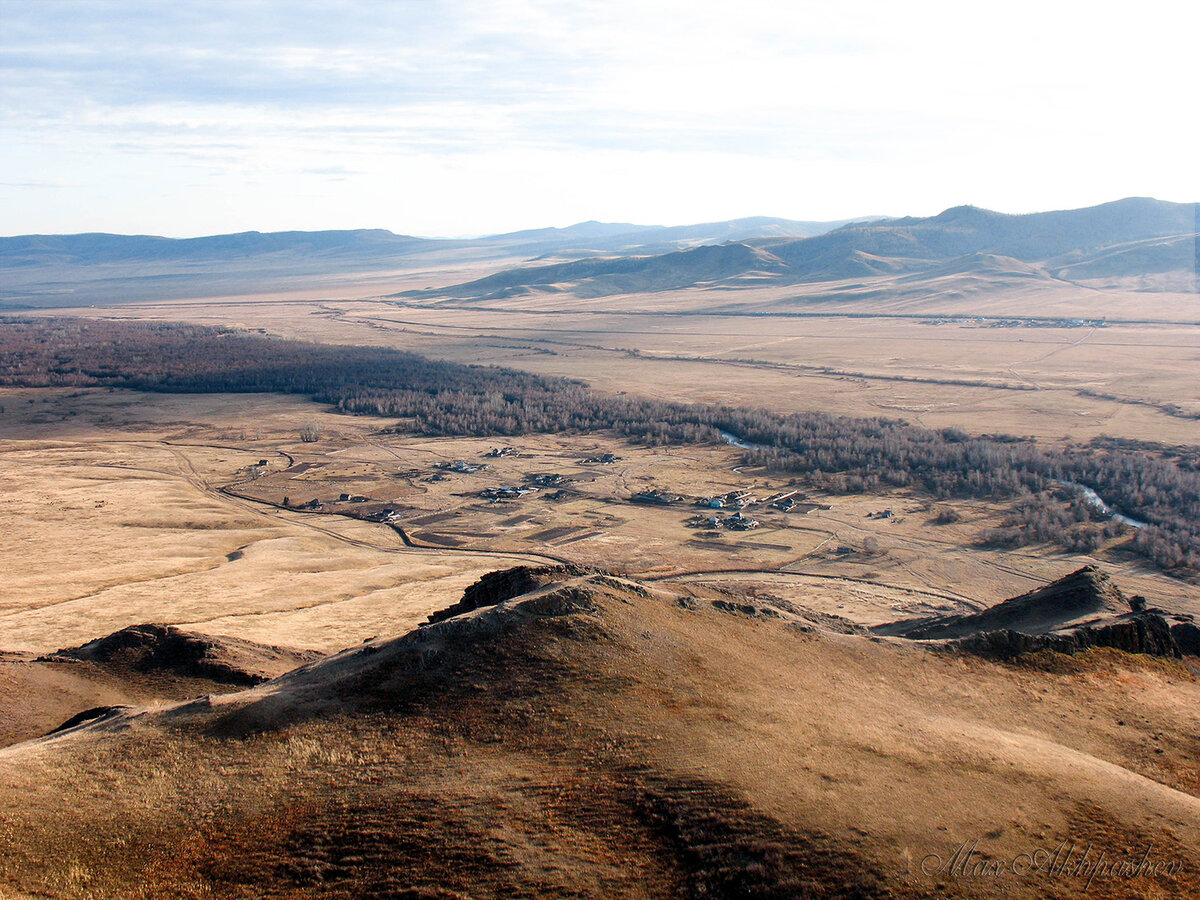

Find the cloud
[[0, 178, 75, 188], [0, 0, 1196, 235]]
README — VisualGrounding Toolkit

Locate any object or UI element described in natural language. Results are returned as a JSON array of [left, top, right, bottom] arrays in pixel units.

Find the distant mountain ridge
[[0, 215, 875, 268], [406, 197, 1198, 301], [0, 214, 876, 306], [1, 199, 1194, 307], [828, 197, 1196, 261], [0, 229, 426, 267]]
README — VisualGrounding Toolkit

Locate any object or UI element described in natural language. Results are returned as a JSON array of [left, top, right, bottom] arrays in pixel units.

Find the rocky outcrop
[[948, 614, 1181, 660], [875, 566, 1130, 640], [426, 564, 596, 624], [876, 566, 1193, 662], [1171, 622, 1200, 656], [712, 599, 782, 619], [48, 705, 131, 735], [45, 624, 322, 686]]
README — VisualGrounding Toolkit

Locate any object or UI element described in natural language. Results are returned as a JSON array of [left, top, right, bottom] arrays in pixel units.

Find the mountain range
[[408, 197, 1199, 301], [1, 198, 1195, 308], [0, 215, 875, 307], [0, 215, 874, 269]]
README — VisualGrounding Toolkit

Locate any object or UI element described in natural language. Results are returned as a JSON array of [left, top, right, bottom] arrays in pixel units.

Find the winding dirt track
[[0, 432, 1064, 622], [157, 440, 1060, 610], [166, 442, 574, 567]]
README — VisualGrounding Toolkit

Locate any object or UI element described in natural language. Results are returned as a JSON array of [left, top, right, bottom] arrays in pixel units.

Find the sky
[[1, 0, 1197, 237]]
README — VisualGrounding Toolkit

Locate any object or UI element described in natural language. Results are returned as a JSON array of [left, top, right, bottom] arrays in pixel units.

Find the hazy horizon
[[4, 195, 1197, 244]]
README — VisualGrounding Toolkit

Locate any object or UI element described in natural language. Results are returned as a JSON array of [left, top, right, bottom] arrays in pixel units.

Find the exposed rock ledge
[[946, 614, 1183, 660]]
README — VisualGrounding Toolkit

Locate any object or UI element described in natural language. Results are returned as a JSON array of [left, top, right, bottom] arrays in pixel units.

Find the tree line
[[980, 489, 1126, 554], [2, 317, 1196, 573]]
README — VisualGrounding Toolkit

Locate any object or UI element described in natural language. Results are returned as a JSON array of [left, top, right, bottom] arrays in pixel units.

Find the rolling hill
[[5, 198, 1191, 308], [415, 240, 793, 300], [0, 216, 870, 308], [1, 565, 1197, 897], [404, 197, 1198, 301]]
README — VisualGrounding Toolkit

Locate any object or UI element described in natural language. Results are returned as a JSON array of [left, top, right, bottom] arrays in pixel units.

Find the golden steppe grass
[[0, 389, 537, 654], [0, 575, 1197, 897], [2, 385, 1196, 662], [43, 263, 1200, 446]]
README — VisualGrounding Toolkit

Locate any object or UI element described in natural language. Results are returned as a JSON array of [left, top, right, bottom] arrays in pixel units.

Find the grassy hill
[[408, 198, 1198, 300], [0, 217, 865, 308], [1, 566, 1197, 897]]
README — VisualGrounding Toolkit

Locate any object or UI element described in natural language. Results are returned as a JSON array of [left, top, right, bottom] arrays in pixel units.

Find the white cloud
[[0, 0, 1195, 235]]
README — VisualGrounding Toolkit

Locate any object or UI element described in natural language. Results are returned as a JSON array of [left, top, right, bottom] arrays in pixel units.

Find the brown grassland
[[1, 262, 1198, 897]]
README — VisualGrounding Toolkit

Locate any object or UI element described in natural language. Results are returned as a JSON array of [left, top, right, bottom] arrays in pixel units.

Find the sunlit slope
[[1, 568, 1196, 897]]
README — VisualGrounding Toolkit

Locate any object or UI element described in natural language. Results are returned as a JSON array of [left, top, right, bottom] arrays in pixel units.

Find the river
[[1061, 481, 1148, 529], [720, 430, 767, 451], [720, 433, 1147, 530]]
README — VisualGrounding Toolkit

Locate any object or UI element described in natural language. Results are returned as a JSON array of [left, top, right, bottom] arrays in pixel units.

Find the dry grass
[[1011, 645, 1199, 678], [44, 270, 1200, 446], [2, 266, 1197, 896], [0, 580, 1198, 897], [3, 385, 1197, 660], [0, 389, 539, 654]]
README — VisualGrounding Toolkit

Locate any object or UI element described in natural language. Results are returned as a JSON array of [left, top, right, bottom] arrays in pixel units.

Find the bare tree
[[299, 422, 321, 443]]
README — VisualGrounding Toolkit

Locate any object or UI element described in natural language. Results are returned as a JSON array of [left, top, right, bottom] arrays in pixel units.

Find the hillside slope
[[875, 565, 1134, 640], [0, 626, 320, 748], [0, 567, 1197, 897], [0, 216, 861, 307], [411, 197, 1198, 300], [407, 241, 792, 300]]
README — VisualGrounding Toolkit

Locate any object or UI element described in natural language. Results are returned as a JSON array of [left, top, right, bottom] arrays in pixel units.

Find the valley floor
[[2, 267, 1197, 896], [2, 387, 1195, 658]]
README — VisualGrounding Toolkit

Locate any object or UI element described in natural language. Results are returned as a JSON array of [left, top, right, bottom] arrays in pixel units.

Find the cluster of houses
[[486, 447, 519, 458], [480, 485, 537, 501], [526, 473, 566, 487], [698, 490, 754, 509], [477, 473, 571, 502], [927, 316, 1104, 329], [684, 488, 812, 532], [691, 510, 761, 531], [434, 460, 486, 474], [583, 452, 620, 465], [367, 508, 404, 524], [982, 317, 1103, 329], [631, 488, 682, 505], [629, 485, 809, 529], [697, 489, 801, 510], [766, 490, 802, 511]]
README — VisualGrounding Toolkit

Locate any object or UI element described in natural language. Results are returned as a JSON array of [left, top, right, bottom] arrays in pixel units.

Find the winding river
[[720, 430, 767, 451], [721, 431, 1148, 530], [1064, 481, 1148, 529]]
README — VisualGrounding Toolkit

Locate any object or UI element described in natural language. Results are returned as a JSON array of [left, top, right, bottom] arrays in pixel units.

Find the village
[[316, 445, 828, 535], [226, 437, 880, 572]]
